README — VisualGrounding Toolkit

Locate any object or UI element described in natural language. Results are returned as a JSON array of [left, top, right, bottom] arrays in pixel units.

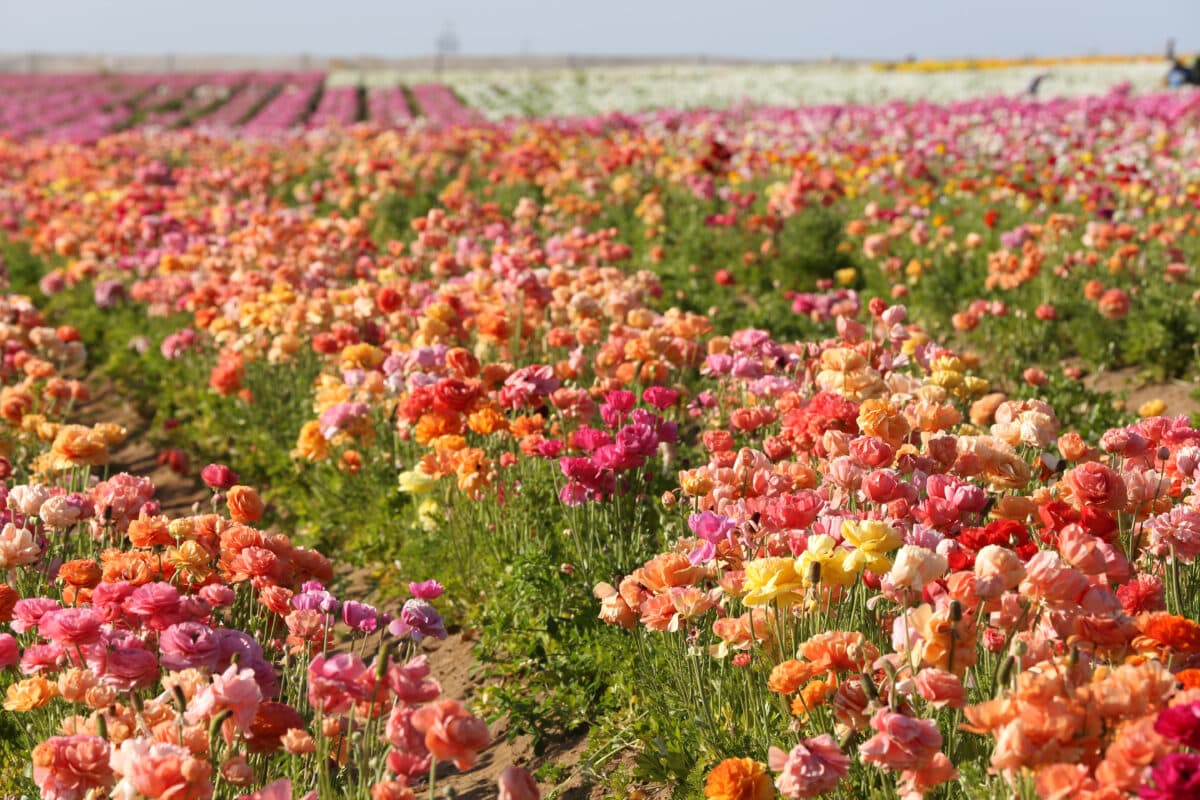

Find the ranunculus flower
[[888, 545, 947, 592], [410, 698, 490, 770], [226, 485, 264, 523], [1141, 752, 1200, 800], [859, 709, 943, 770], [913, 668, 966, 709], [768, 735, 850, 797], [497, 766, 540, 800], [31, 734, 114, 800], [741, 557, 806, 607], [388, 599, 447, 642], [200, 464, 239, 490], [1155, 702, 1200, 750]]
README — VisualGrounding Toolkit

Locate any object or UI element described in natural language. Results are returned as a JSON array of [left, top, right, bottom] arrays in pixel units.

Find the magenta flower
[[1155, 702, 1200, 750], [408, 580, 444, 600], [1141, 753, 1200, 800], [200, 463, 239, 490]]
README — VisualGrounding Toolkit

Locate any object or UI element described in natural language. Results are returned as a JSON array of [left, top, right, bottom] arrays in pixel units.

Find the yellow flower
[[398, 469, 438, 495], [679, 471, 714, 496], [166, 540, 212, 582], [1139, 398, 1167, 418], [841, 519, 902, 573], [4, 676, 58, 711], [418, 498, 441, 531], [797, 534, 857, 587], [834, 267, 857, 286], [741, 557, 806, 607]]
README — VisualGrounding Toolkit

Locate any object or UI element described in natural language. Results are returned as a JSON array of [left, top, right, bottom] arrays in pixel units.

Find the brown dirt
[[416, 632, 600, 799], [1084, 366, 1200, 419], [74, 379, 210, 515]]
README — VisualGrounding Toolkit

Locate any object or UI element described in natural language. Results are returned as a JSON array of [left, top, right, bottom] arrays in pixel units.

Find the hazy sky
[[2, 0, 1198, 61]]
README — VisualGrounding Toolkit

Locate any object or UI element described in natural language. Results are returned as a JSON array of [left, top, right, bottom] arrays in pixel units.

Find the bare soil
[[1084, 366, 1200, 418]]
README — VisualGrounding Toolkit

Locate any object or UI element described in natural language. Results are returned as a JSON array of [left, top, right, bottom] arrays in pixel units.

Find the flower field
[[1, 66, 1200, 800], [0, 73, 476, 139]]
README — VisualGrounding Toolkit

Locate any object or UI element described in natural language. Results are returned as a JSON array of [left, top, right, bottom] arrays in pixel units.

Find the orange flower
[[857, 399, 911, 448], [704, 758, 773, 800], [226, 486, 265, 524], [0, 583, 16, 622], [1135, 613, 1200, 654], [127, 515, 173, 549], [801, 630, 879, 674], [791, 679, 837, 718], [767, 660, 818, 695], [100, 549, 158, 586], [467, 406, 508, 436], [58, 560, 102, 589], [636, 552, 703, 593], [49, 425, 109, 467], [4, 676, 59, 711], [413, 412, 463, 445], [1178, 669, 1200, 690]]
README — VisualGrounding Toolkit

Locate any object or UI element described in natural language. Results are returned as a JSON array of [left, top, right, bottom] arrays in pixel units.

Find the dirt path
[[1084, 366, 1200, 419], [420, 632, 595, 799], [75, 378, 210, 515]]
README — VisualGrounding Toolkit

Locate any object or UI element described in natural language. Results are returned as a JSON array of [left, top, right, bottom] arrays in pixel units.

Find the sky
[[2, 0, 1199, 61]]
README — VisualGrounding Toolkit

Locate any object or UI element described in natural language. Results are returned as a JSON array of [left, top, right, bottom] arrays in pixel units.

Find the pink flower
[[642, 386, 679, 410], [307, 653, 369, 714], [124, 582, 184, 631], [387, 655, 441, 704], [498, 766, 540, 800], [0, 633, 18, 669], [11, 598, 63, 634], [200, 464, 239, 490], [95, 647, 160, 691], [407, 579, 444, 600], [236, 778, 315, 800], [913, 668, 965, 709], [187, 664, 263, 732], [38, 608, 103, 648], [859, 709, 943, 771], [21, 642, 66, 675], [1155, 701, 1200, 750], [768, 734, 851, 797]]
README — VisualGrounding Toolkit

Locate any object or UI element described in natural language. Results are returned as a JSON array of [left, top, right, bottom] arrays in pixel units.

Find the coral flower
[[32, 734, 114, 800], [409, 698, 490, 770]]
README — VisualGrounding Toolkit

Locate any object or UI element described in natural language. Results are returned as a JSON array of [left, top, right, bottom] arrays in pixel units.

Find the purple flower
[[689, 511, 736, 544], [388, 599, 447, 643], [318, 402, 371, 441], [341, 600, 380, 632], [93, 279, 126, 309], [293, 589, 339, 615]]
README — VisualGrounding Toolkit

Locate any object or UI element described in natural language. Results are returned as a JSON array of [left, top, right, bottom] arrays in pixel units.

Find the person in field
[[1166, 39, 1200, 87]]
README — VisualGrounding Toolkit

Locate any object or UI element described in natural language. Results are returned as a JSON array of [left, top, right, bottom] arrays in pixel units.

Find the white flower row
[[328, 62, 1172, 120]]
